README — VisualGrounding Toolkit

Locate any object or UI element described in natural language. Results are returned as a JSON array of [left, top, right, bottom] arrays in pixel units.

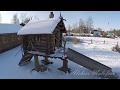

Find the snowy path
[[0, 46, 101, 79]]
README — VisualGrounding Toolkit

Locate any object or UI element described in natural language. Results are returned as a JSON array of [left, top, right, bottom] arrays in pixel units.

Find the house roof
[[17, 17, 64, 35], [0, 24, 23, 34], [107, 32, 114, 36]]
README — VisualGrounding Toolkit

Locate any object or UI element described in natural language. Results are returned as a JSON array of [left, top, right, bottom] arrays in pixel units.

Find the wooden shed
[[0, 24, 22, 53], [17, 17, 67, 55]]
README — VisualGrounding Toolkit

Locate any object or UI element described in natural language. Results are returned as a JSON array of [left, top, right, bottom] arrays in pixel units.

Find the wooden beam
[[58, 57, 71, 74], [34, 55, 41, 72]]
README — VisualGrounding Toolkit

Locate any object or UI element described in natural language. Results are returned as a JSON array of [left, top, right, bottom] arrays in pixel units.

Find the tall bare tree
[[11, 13, 20, 24], [67, 24, 71, 35], [78, 18, 86, 34], [86, 16, 93, 33], [97, 27, 102, 31], [24, 18, 31, 24], [72, 22, 78, 33], [20, 13, 27, 23], [72, 23, 76, 32], [20, 13, 31, 24]]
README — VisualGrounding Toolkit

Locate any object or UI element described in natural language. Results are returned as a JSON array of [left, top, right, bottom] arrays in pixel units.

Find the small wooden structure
[[17, 14, 69, 72], [0, 24, 22, 53], [18, 18, 66, 55]]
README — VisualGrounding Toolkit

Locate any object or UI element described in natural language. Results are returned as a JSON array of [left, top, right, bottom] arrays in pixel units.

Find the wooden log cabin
[[17, 17, 67, 55], [0, 24, 23, 53]]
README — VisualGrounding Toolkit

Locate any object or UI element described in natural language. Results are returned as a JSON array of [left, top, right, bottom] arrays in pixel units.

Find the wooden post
[[91, 39, 92, 44], [63, 58, 68, 70], [104, 40, 105, 44], [42, 55, 53, 65], [43, 56, 49, 65], [58, 57, 71, 73], [34, 55, 41, 72], [58, 39, 71, 73], [63, 40, 66, 56], [117, 42, 118, 46]]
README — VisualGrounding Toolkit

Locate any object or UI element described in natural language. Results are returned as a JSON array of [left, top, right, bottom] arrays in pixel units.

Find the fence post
[[91, 39, 92, 44], [117, 42, 118, 46], [34, 55, 41, 72], [104, 40, 105, 44]]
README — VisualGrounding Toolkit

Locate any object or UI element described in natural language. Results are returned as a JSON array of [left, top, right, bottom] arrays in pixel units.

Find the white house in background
[[92, 30, 102, 37]]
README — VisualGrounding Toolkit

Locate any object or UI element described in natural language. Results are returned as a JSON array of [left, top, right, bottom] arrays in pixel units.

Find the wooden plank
[[39, 41, 48, 44], [40, 38, 47, 40], [35, 46, 46, 50], [34, 55, 41, 72], [18, 54, 33, 65], [66, 48, 118, 79]]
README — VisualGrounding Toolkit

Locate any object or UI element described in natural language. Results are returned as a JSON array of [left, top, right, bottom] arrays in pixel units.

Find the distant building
[[106, 32, 115, 38], [0, 24, 23, 53], [92, 30, 102, 37]]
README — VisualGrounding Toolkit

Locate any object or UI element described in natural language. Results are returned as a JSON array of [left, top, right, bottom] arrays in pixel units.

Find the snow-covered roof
[[0, 24, 23, 34], [17, 18, 62, 35]]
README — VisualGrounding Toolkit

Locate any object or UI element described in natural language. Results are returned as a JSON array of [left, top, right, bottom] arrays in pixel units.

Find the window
[[17, 35, 21, 40], [11, 35, 16, 41], [2, 36, 8, 43], [35, 36, 40, 42]]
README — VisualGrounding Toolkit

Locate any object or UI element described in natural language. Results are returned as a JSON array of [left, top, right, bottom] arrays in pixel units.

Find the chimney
[[49, 12, 54, 18]]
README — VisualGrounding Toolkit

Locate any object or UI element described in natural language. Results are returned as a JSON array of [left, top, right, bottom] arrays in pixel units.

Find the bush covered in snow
[[112, 43, 120, 53], [72, 37, 80, 44], [64, 36, 84, 44]]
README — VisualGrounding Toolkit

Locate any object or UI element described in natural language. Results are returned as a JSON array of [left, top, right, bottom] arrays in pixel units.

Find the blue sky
[[0, 11, 120, 31]]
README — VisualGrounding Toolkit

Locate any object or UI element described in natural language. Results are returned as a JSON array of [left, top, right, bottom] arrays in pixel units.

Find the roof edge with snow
[[0, 24, 23, 34], [17, 18, 63, 35]]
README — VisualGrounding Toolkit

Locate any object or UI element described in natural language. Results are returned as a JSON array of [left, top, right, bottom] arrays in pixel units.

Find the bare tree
[[11, 13, 20, 24], [20, 13, 31, 24], [97, 27, 102, 31], [23, 17, 30, 24], [86, 16, 94, 33], [20, 13, 27, 23], [72, 23, 76, 33], [78, 18, 86, 34], [72, 22, 78, 33], [67, 25, 71, 35], [75, 22, 78, 32]]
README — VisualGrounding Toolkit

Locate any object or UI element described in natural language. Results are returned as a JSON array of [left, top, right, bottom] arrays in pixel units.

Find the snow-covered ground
[[66, 36, 120, 76], [0, 36, 120, 79]]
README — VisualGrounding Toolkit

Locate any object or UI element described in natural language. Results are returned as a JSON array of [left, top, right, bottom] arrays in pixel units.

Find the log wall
[[0, 33, 22, 53]]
